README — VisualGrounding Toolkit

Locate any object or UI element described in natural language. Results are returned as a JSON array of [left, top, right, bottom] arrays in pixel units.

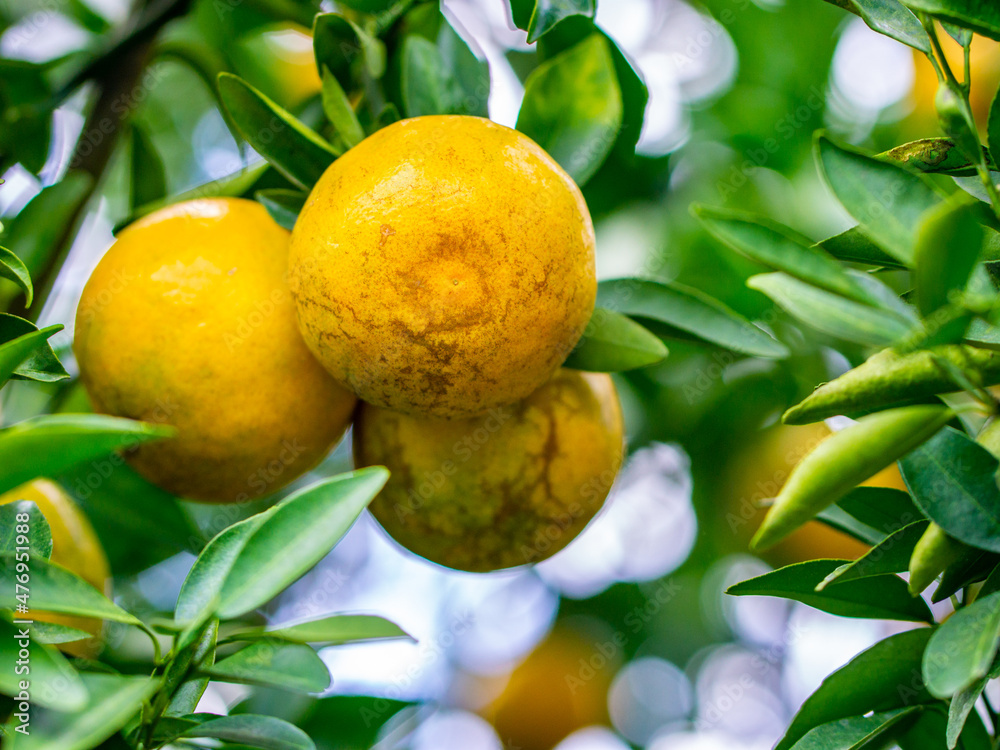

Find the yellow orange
[[354, 370, 624, 572], [290, 115, 597, 418], [74, 198, 355, 502]]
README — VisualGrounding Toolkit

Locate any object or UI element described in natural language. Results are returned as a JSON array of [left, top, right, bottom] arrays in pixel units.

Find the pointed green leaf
[[320, 67, 365, 149], [913, 198, 984, 318], [218, 468, 389, 618], [0, 245, 31, 306], [255, 189, 306, 231], [174, 512, 273, 623], [29, 621, 92, 645], [693, 205, 874, 303], [900, 0, 1000, 40], [816, 134, 941, 264], [0, 316, 66, 385], [748, 273, 912, 346], [527, 0, 595, 43], [789, 707, 922, 750], [236, 614, 412, 646], [178, 714, 315, 750], [401, 35, 462, 117], [817, 227, 906, 268], [0, 414, 173, 495], [4, 673, 158, 750], [816, 486, 923, 545], [597, 278, 788, 358], [563, 308, 667, 371], [947, 659, 1000, 748], [438, 21, 490, 117], [923, 591, 1000, 697], [817, 520, 929, 589], [0, 617, 87, 711], [0, 500, 52, 559], [900, 427, 1000, 553], [773, 628, 934, 750], [727, 559, 933, 622], [205, 639, 330, 693], [517, 34, 622, 185], [0, 553, 141, 625], [841, 0, 930, 52], [217, 73, 338, 190]]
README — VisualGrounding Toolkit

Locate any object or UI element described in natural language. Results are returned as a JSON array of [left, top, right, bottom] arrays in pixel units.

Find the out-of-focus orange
[[724, 421, 907, 565], [0, 479, 110, 657], [484, 626, 617, 750], [231, 24, 322, 108], [911, 32, 1000, 129]]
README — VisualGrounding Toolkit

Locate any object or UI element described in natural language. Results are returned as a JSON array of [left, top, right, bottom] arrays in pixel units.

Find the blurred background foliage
[[0, 0, 984, 747]]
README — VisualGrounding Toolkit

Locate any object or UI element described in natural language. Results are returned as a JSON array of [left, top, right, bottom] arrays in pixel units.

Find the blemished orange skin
[[289, 115, 597, 418], [354, 370, 624, 572], [74, 198, 356, 503], [0, 479, 110, 657]]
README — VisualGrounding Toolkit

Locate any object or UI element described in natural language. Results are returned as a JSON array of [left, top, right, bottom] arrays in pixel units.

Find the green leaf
[[935, 550, 999, 602], [947, 659, 1000, 748], [217, 73, 338, 191], [816, 486, 923, 545], [320, 67, 365, 149], [783, 345, 1000, 425], [205, 639, 330, 693], [817, 227, 907, 268], [175, 511, 272, 623], [563, 308, 667, 371], [235, 614, 412, 646], [899, 427, 1000, 553], [923, 591, 1000, 697], [597, 278, 788, 358], [0, 553, 141, 625], [816, 520, 929, 589], [900, 0, 1000, 40], [313, 13, 385, 89], [401, 35, 462, 117], [0, 617, 87, 711], [773, 628, 934, 750], [788, 708, 922, 750], [0, 500, 52, 559], [165, 620, 218, 717], [0, 172, 93, 278], [693, 205, 875, 303], [61, 462, 199, 577], [437, 21, 490, 118], [218, 468, 389, 619], [897, 705, 991, 750], [175, 714, 315, 750], [129, 124, 166, 210], [727, 559, 933, 622], [913, 199, 984, 318], [0, 316, 66, 384], [4, 673, 158, 750], [753, 406, 953, 550], [255, 189, 306, 231], [815, 134, 941, 264], [29, 621, 92, 644], [0, 245, 31, 306], [747, 273, 912, 346], [880, 138, 994, 177], [0, 414, 173, 496], [516, 33, 622, 186], [839, 0, 930, 51], [527, 0, 595, 43], [989, 83, 1000, 170]]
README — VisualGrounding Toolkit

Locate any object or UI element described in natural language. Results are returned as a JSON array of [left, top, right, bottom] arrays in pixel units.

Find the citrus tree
[[4, 0, 1000, 748]]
